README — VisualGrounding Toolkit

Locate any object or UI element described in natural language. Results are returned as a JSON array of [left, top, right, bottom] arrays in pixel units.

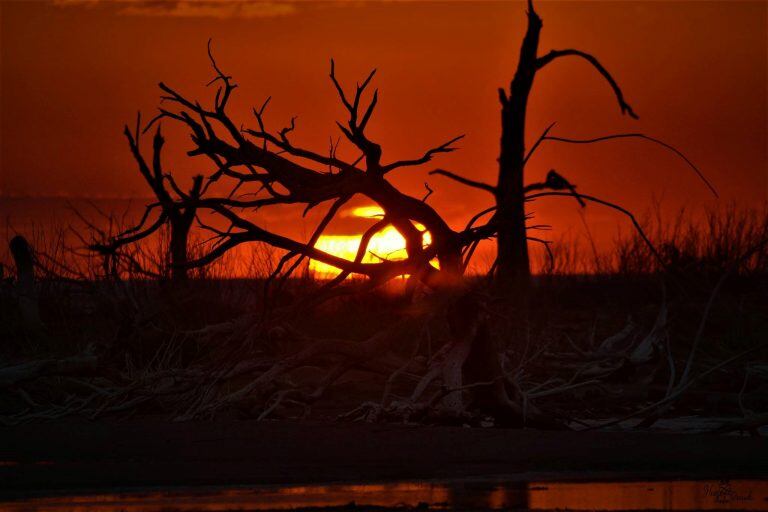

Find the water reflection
[[2, 479, 766, 511], [529, 480, 766, 511]]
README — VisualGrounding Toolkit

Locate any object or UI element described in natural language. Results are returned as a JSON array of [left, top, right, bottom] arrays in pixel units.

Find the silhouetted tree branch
[[92, 117, 203, 281], [140, 48, 468, 290], [488, 0, 708, 292], [429, 169, 497, 196], [531, 132, 718, 198], [535, 49, 638, 119]]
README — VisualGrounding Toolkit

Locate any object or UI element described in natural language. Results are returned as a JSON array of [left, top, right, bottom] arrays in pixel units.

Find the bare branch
[[328, 59, 383, 170], [463, 206, 496, 233], [277, 194, 352, 284], [422, 182, 434, 203], [525, 190, 664, 266], [206, 38, 237, 111], [92, 213, 168, 254], [523, 121, 556, 165], [382, 135, 465, 173], [429, 169, 496, 195], [540, 132, 718, 198], [188, 204, 412, 279], [316, 217, 392, 289], [329, 59, 355, 113], [536, 49, 638, 119]]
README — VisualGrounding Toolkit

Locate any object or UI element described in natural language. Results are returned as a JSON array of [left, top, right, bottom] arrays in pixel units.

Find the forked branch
[[382, 135, 465, 173]]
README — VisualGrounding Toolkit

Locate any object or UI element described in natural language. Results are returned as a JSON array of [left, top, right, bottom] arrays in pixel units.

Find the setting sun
[[345, 206, 386, 219], [310, 206, 433, 278]]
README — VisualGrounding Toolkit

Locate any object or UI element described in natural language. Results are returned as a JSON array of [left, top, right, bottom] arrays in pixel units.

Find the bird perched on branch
[[544, 169, 586, 207]]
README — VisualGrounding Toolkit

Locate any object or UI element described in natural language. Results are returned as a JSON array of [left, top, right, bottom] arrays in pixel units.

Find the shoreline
[[2, 417, 767, 498]]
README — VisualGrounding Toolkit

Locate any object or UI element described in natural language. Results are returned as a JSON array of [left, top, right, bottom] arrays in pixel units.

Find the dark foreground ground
[[2, 417, 767, 500]]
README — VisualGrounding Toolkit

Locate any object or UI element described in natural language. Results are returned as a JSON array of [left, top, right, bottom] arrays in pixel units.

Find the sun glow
[[309, 206, 433, 279], [345, 206, 386, 219]]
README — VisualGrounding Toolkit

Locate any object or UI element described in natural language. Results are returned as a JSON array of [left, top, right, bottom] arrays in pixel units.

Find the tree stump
[[9, 236, 46, 339]]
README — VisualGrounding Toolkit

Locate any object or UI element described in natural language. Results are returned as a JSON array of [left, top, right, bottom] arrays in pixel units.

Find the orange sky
[[1, 0, 766, 263]]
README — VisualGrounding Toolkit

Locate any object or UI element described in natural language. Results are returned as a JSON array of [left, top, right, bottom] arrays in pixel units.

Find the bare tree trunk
[[494, 0, 641, 293], [169, 215, 192, 282], [167, 176, 203, 283], [496, 3, 542, 292]]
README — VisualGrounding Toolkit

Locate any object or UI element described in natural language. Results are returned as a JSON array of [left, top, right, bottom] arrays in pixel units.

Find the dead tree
[[495, 0, 639, 289], [431, 0, 716, 292], [136, 42, 467, 292], [93, 119, 203, 282], [117, 46, 556, 424]]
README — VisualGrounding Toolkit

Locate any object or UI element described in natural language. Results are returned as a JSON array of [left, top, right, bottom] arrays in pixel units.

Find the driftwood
[[0, 354, 98, 388], [0, 277, 764, 433], [9, 236, 46, 340]]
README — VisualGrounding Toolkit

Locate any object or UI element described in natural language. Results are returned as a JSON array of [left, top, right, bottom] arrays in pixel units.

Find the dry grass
[[538, 203, 768, 276], [4, 202, 766, 281], [1, 206, 767, 427]]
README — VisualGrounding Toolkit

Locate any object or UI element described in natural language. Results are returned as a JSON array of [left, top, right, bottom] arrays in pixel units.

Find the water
[[3, 479, 767, 511]]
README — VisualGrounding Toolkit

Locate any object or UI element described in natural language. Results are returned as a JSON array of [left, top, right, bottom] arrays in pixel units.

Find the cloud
[[51, 0, 436, 19], [53, 0, 299, 19]]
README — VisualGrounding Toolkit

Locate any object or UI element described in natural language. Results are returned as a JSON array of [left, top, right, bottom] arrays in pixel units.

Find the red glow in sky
[[1, 0, 766, 264]]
